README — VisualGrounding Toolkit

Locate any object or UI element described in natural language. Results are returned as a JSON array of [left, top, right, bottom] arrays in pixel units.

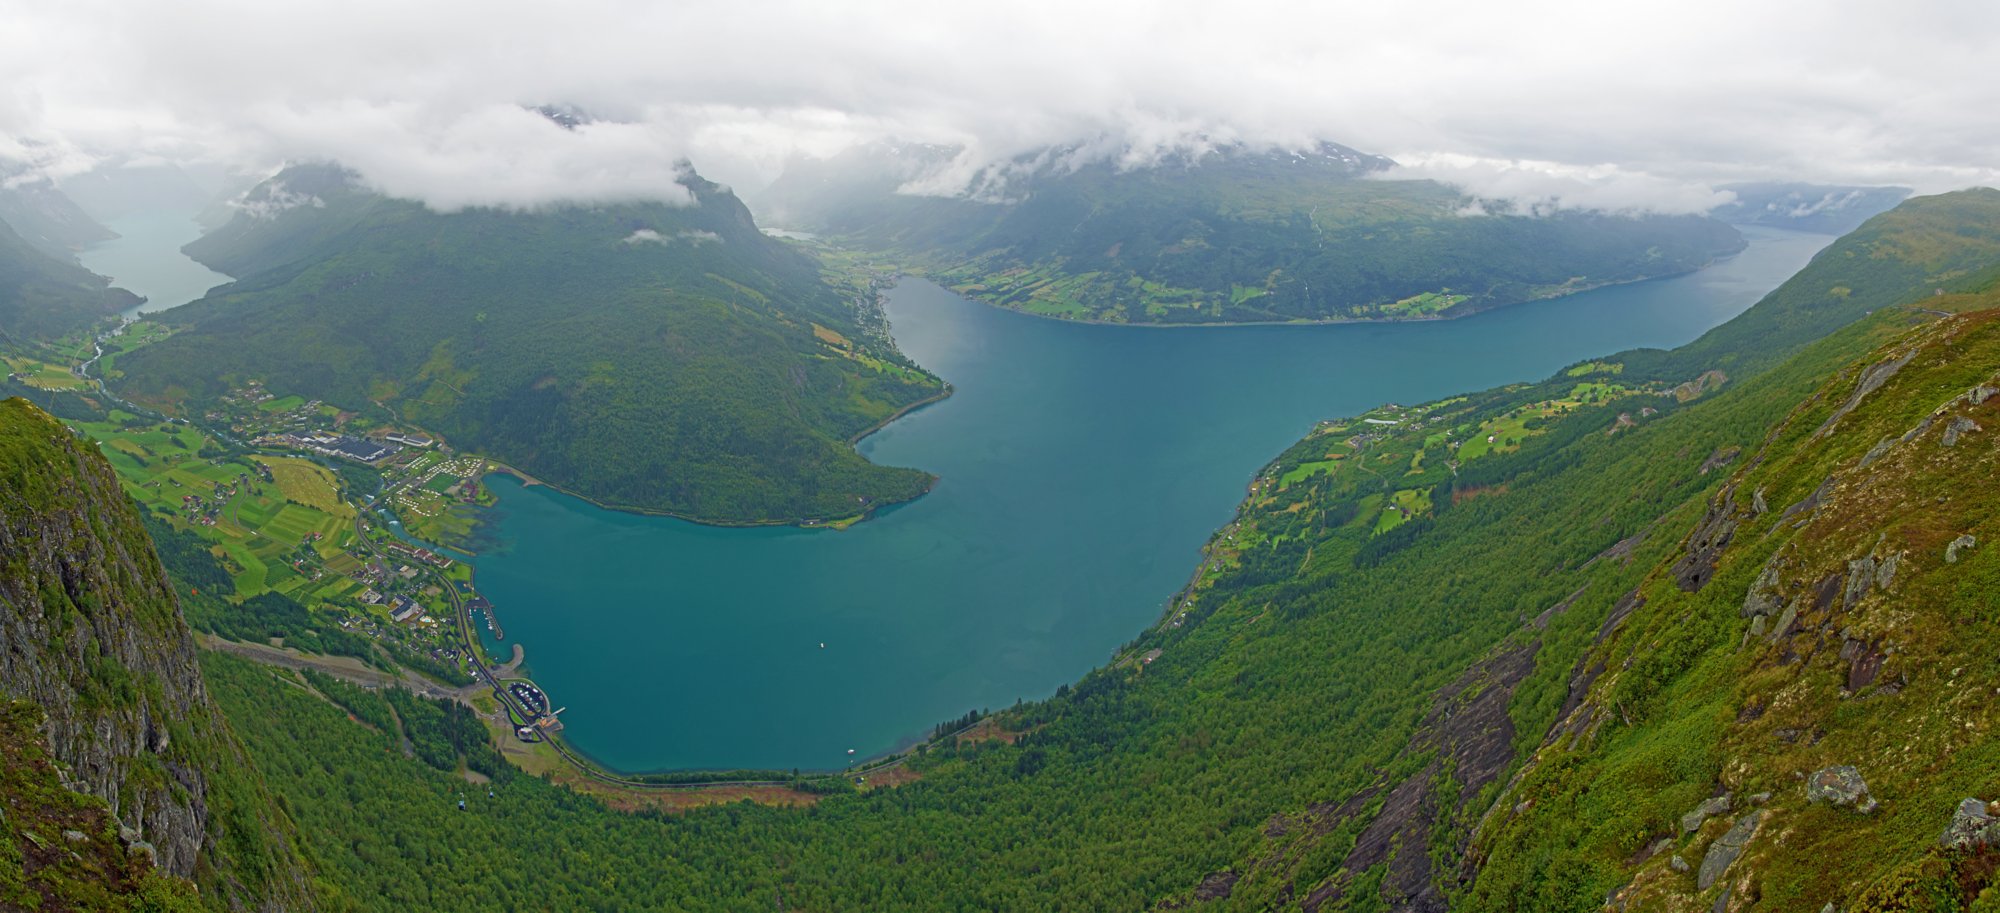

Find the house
[[390, 598, 422, 624]]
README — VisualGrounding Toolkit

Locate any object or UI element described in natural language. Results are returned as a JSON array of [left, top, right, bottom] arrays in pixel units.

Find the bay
[[474, 226, 1832, 773]]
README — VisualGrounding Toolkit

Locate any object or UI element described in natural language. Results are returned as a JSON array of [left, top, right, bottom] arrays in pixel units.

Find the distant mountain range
[[1712, 181, 1911, 234], [0, 169, 117, 260], [113, 163, 945, 525], [757, 140, 1751, 324]]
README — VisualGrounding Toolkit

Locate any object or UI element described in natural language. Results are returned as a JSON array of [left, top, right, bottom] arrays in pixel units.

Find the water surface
[[76, 210, 230, 315], [475, 226, 1832, 772]]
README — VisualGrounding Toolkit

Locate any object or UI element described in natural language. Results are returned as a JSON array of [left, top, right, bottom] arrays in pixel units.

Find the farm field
[[71, 411, 363, 603]]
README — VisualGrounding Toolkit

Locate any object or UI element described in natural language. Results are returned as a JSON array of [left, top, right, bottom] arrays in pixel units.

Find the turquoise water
[[75, 210, 230, 315], [472, 226, 1833, 773]]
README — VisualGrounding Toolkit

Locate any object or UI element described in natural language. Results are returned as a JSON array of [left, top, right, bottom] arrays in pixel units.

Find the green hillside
[[161, 196, 2000, 910], [1466, 257, 2000, 912], [111, 164, 945, 524], [760, 142, 1747, 324]]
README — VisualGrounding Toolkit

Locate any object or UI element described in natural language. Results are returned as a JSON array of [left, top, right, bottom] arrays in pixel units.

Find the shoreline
[[925, 264, 1721, 330]]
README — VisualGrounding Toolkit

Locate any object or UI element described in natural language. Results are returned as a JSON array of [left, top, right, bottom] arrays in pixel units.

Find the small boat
[[819, 642, 826, 649], [847, 748, 855, 755]]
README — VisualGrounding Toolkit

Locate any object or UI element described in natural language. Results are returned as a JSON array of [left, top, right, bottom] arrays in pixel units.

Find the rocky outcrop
[[1807, 765, 1877, 813], [1941, 798, 2000, 849], [1681, 795, 1731, 835], [1697, 811, 1762, 890]]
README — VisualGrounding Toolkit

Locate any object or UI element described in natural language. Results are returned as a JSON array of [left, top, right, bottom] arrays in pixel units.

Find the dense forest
[[760, 141, 1747, 324], [111, 164, 945, 524], [160, 190, 2000, 911]]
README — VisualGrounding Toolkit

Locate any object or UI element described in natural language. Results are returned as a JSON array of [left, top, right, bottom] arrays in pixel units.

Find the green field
[[1278, 458, 1342, 489], [71, 411, 361, 604], [3, 355, 88, 391], [1373, 487, 1434, 533]]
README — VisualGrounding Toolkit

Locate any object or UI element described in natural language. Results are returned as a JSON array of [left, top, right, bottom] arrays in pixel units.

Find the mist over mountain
[[762, 138, 1748, 324]]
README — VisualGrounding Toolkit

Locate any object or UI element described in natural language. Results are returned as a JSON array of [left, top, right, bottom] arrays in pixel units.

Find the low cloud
[[1384, 154, 1738, 216], [623, 228, 722, 245], [1, 0, 1996, 213], [231, 178, 324, 220]]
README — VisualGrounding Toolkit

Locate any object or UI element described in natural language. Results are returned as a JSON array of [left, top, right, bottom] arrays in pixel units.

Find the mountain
[[1714, 182, 1913, 235], [0, 171, 117, 259], [0, 398, 323, 910], [136, 192, 1998, 910], [757, 141, 1748, 324], [0, 216, 137, 342], [111, 163, 946, 525], [14, 174, 1998, 907]]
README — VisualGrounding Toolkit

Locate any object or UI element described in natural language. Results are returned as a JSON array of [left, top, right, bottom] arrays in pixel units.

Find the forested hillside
[[0, 215, 135, 342], [759, 141, 1747, 324], [111, 164, 945, 524], [166, 196, 2000, 910]]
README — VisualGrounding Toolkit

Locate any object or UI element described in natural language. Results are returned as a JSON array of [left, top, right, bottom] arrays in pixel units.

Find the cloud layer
[[3, 0, 1995, 212]]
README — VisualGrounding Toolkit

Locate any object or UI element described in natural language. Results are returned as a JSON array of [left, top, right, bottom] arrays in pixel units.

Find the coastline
[[903, 250, 1745, 330]]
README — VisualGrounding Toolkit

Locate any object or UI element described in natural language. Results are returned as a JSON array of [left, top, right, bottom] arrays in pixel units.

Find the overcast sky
[[3, 0, 1995, 213]]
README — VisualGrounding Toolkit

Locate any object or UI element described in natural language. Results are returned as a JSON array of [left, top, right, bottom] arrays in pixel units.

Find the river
[[470, 225, 1834, 773]]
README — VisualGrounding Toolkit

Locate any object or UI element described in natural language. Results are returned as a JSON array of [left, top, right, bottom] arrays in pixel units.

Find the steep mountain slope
[[112, 164, 944, 524], [0, 398, 323, 910], [1466, 282, 2000, 910], [175, 199, 1999, 909], [760, 141, 1747, 324], [1619, 188, 2000, 386], [0, 216, 136, 342]]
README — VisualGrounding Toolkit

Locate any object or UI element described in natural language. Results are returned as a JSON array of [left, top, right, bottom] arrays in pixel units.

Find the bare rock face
[[1673, 489, 1740, 592], [1941, 798, 2000, 849], [1698, 811, 1762, 890], [0, 400, 212, 877], [1682, 795, 1732, 834], [1946, 534, 1977, 564], [0, 398, 318, 910], [1941, 416, 1980, 447]]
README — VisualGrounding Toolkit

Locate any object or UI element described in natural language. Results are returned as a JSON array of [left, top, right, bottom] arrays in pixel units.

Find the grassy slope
[[182, 198, 2000, 908], [1467, 283, 2000, 909], [765, 145, 1746, 324], [112, 165, 943, 524]]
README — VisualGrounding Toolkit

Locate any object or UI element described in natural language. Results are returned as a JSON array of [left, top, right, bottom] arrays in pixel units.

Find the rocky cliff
[[0, 397, 321, 910]]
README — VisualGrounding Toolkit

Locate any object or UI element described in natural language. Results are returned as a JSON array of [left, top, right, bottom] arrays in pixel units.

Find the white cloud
[[0, 0, 1995, 213], [623, 228, 722, 245], [1383, 154, 1738, 216]]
